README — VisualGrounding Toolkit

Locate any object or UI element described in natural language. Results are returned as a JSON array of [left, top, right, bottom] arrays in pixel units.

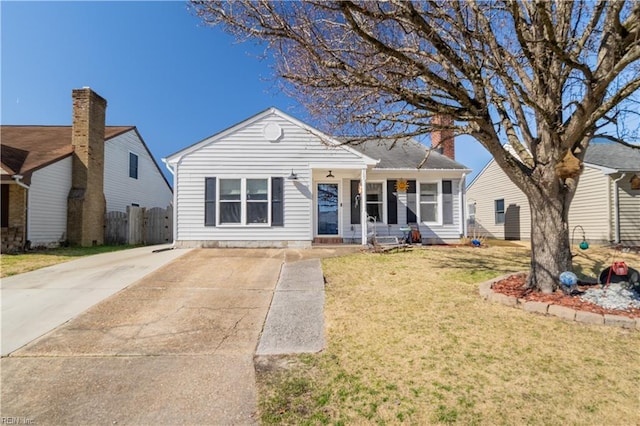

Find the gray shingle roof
[[349, 137, 468, 170], [585, 140, 640, 172]]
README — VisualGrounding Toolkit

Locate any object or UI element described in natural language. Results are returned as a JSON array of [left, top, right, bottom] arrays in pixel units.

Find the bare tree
[[191, 0, 640, 293]]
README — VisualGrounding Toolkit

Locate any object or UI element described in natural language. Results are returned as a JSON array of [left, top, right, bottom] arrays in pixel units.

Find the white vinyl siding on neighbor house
[[27, 157, 72, 246], [104, 130, 172, 213], [615, 174, 640, 245], [468, 159, 636, 243], [567, 167, 610, 243], [172, 113, 367, 245], [467, 160, 530, 240]]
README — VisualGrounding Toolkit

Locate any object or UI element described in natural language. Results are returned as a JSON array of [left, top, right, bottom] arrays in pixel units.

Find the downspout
[[162, 158, 178, 248], [612, 173, 626, 244], [459, 172, 467, 237], [12, 175, 30, 249]]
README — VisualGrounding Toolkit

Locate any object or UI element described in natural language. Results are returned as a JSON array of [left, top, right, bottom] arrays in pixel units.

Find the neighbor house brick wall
[[1, 184, 27, 252], [67, 88, 107, 247]]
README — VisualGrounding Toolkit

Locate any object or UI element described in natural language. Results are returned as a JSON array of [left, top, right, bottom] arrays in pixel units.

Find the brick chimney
[[431, 114, 455, 160], [67, 88, 107, 246]]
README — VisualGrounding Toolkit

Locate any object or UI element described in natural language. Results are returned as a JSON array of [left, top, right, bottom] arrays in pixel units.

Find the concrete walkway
[[1, 244, 193, 356], [257, 258, 326, 355]]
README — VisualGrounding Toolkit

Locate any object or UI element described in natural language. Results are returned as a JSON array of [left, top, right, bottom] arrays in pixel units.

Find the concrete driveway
[[1, 244, 193, 356], [1, 248, 288, 425]]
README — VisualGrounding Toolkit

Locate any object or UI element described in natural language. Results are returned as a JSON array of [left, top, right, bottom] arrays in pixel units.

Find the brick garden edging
[[478, 273, 640, 330]]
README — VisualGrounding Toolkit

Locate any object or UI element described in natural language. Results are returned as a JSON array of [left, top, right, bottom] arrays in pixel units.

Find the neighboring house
[[164, 107, 470, 248], [1, 88, 172, 251], [466, 140, 640, 245]]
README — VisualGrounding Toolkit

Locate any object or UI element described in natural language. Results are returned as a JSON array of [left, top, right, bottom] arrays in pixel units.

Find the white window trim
[[417, 180, 443, 225], [216, 177, 272, 227], [365, 180, 386, 224]]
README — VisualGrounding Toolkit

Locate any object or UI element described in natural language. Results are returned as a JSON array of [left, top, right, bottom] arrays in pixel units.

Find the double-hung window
[[366, 182, 384, 222], [419, 182, 439, 222], [495, 199, 505, 224], [212, 177, 274, 226], [219, 179, 242, 224], [246, 179, 268, 224]]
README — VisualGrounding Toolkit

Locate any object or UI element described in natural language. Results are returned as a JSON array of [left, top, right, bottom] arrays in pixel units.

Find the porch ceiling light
[[326, 170, 335, 178], [287, 169, 298, 180]]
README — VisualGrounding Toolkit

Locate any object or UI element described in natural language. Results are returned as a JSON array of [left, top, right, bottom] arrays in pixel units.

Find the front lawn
[[0, 245, 138, 278], [257, 245, 640, 425]]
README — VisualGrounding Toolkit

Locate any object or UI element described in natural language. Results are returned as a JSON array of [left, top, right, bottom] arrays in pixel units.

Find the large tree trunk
[[525, 189, 573, 294]]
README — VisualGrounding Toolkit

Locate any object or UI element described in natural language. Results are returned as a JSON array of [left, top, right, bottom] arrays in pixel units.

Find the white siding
[[174, 113, 367, 245], [616, 175, 640, 245], [340, 171, 464, 243], [468, 160, 620, 243], [467, 160, 530, 240], [104, 130, 172, 212], [27, 157, 72, 246], [568, 167, 610, 243]]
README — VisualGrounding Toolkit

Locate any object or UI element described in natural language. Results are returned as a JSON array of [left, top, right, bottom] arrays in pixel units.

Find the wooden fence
[[105, 205, 172, 245]]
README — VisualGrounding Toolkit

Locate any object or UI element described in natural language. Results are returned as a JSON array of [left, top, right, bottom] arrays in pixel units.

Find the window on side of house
[[419, 182, 439, 223], [365, 182, 384, 222], [129, 153, 139, 179], [495, 199, 505, 224]]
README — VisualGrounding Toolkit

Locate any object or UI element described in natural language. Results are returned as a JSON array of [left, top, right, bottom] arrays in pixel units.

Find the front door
[[317, 183, 339, 235]]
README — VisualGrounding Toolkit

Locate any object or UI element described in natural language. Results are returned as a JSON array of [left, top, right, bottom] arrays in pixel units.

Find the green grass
[[256, 245, 640, 425], [1, 245, 139, 277]]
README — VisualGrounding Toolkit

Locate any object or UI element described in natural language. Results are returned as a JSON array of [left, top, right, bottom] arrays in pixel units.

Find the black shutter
[[205, 177, 216, 226], [350, 180, 361, 224], [443, 180, 453, 225], [387, 180, 397, 224], [129, 153, 138, 179], [271, 177, 284, 226], [406, 180, 417, 223]]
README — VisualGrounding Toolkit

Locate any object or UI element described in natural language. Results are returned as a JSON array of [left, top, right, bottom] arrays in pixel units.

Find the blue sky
[[1, 1, 491, 183]]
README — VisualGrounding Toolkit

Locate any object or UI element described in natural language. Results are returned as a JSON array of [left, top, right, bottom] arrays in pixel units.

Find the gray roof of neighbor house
[[349, 137, 469, 170], [585, 140, 640, 172]]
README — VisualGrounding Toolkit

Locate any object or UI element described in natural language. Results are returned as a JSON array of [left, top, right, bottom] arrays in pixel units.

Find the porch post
[[360, 168, 367, 245]]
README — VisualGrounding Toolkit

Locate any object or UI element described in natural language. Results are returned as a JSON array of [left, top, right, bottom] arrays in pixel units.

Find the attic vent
[[263, 122, 283, 142]]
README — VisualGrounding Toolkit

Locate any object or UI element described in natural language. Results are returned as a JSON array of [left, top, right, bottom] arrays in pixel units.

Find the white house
[[1, 88, 173, 250], [165, 108, 470, 248], [466, 141, 640, 245]]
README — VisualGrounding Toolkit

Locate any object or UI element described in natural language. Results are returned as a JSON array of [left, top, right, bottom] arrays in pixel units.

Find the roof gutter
[[11, 174, 30, 189]]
